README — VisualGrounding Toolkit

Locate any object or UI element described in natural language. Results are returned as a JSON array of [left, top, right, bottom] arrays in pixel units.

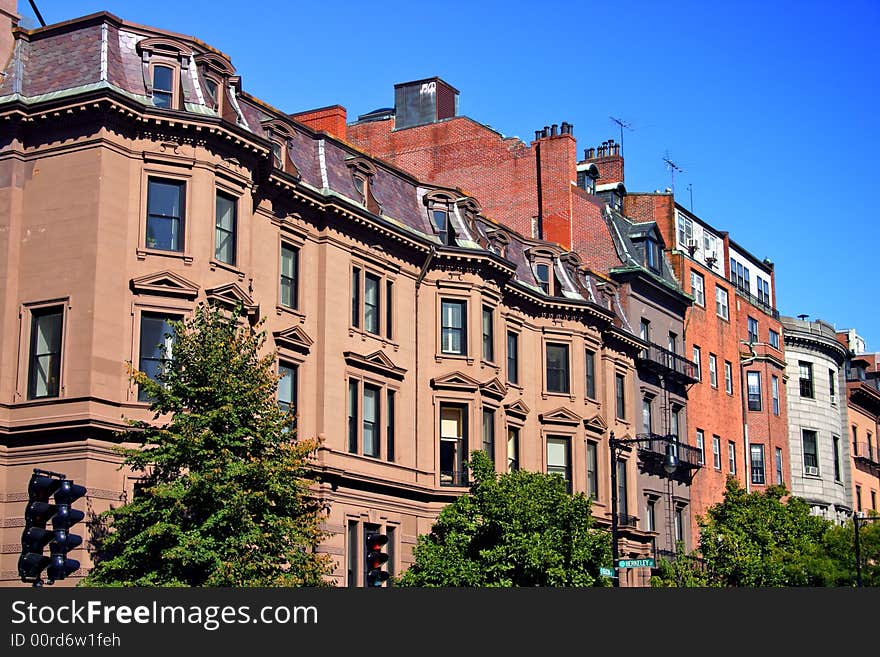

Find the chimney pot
[[551, 124, 558, 137], [535, 130, 543, 141], [569, 123, 574, 136]]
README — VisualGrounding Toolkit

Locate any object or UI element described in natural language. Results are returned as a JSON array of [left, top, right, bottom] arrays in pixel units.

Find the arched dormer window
[[262, 120, 300, 179], [456, 197, 482, 243], [424, 190, 459, 247], [194, 52, 235, 113], [345, 157, 381, 215], [526, 246, 561, 296], [136, 37, 194, 111], [485, 228, 510, 258], [577, 163, 599, 194]]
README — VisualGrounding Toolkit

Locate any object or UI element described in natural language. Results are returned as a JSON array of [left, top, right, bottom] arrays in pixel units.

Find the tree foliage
[[397, 451, 610, 587], [81, 303, 333, 587]]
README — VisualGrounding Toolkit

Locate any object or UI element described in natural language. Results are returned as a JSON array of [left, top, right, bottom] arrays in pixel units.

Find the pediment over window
[[431, 371, 480, 392], [539, 406, 583, 426], [274, 325, 313, 354], [205, 282, 258, 317], [504, 399, 531, 419], [130, 271, 199, 299], [344, 350, 406, 381], [136, 37, 194, 59], [583, 414, 608, 434], [479, 377, 507, 400], [272, 326, 315, 353], [194, 51, 235, 76]]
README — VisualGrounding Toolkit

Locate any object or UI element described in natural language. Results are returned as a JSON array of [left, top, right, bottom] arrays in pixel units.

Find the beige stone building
[[0, 8, 654, 586]]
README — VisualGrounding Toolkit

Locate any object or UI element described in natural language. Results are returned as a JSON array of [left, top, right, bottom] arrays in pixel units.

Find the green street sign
[[617, 558, 655, 569], [599, 567, 614, 577]]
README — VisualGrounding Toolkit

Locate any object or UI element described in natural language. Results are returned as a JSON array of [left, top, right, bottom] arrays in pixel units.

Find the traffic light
[[18, 471, 62, 584], [364, 532, 389, 587], [18, 469, 86, 586], [47, 478, 86, 582]]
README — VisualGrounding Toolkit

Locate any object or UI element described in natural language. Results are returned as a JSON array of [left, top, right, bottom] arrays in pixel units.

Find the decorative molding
[[584, 414, 608, 434], [539, 406, 583, 426], [430, 371, 480, 392], [130, 270, 199, 299], [479, 377, 507, 400], [273, 325, 314, 354], [204, 282, 258, 317], [504, 399, 530, 419], [343, 350, 406, 381]]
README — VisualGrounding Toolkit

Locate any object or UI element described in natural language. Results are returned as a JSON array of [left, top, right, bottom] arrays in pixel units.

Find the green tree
[[81, 303, 333, 587], [650, 542, 710, 588], [697, 477, 832, 587], [397, 451, 610, 587], [817, 513, 880, 586]]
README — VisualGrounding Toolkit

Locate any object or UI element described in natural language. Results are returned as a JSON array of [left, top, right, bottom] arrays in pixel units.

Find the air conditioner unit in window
[[705, 252, 717, 266], [686, 238, 697, 255], [805, 465, 819, 476]]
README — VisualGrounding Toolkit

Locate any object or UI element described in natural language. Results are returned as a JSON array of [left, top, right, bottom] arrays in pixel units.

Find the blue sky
[[20, 1, 880, 350]]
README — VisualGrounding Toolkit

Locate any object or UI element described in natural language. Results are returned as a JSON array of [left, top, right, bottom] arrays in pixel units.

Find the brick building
[[348, 79, 701, 560], [0, 8, 660, 586]]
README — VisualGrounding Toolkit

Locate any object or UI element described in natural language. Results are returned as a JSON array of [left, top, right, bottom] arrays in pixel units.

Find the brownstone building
[[0, 8, 656, 586], [348, 80, 702, 563]]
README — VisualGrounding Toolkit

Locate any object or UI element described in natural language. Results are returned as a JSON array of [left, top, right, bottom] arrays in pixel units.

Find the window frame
[[347, 376, 397, 461], [481, 305, 495, 363], [615, 372, 626, 421], [507, 329, 519, 385], [586, 439, 599, 499], [352, 263, 395, 340], [713, 435, 721, 470], [692, 345, 701, 381], [145, 176, 187, 253], [715, 285, 729, 320], [137, 311, 181, 403], [279, 242, 300, 311], [728, 440, 736, 474], [482, 407, 496, 463], [690, 270, 705, 307], [439, 403, 469, 487], [750, 443, 765, 485], [214, 189, 238, 266], [747, 316, 759, 344], [507, 424, 520, 472], [545, 341, 571, 395], [585, 348, 597, 400], [771, 375, 780, 415], [768, 329, 780, 350], [802, 429, 819, 473], [799, 361, 814, 398], [150, 62, 177, 109], [546, 434, 572, 493], [747, 371, 762, 412], [709, 353, 718, 388], [26, 303, 66, 400], [724, 361, 734, 395], [440, 298, 468, 356], [695, 429, 705, 466]]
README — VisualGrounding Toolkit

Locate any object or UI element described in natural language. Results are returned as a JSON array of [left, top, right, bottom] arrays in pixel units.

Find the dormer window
[[272, 141, 284, 169], [432, 209, 456, 246], [346, 157, 381, 215], [645, 238, 662, 273], [203, 77, 219, 110], [536, 263, 551, 294], [577, 164, 599, 194], [152, 65, 174, 109]]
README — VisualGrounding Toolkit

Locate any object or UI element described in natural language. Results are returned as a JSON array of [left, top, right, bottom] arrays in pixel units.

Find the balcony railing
[[733, 284, 780, 319], [852, 442, 879, 467], [617, 513, 639, 528], [637, 343, 699, 384], [636, 433, 702, 485], [440, 470, 469, 487]]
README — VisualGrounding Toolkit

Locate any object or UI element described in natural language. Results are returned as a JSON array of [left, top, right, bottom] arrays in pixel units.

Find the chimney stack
[[583, 137, 624, 185]]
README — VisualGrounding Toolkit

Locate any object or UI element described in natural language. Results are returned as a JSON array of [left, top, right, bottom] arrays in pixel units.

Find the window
[[481, 306, 494, 362], [507, 426, 520, 472], [696, 429, 705, 465], [617, 459, 628, 518], [730, 259, 750, 293], [728, 441, 736, 474], [507, 331, 519, 385], [750, 444, 765, 485], [615, 373, 626, 420], [678, 214, 693, 247], [852, 426, 858, 455], [440, 405, 467, 486], [280, 244, 299, 309], [772, 376, 780, 415], [546, 343, 570, 394], [214, 191, 237, 265], [690, 271, 705, 307], [278, 362, 297, 415], [724, 361, 733, 395], [674, 506, 684, 543], [348, 380, 358, 452], [586, 440, 598, 499], [769, 329, 780, 349], [351, 268, 360, 329], [802, 429, 818, 474], [362, 384, 380, 458], [757, 276, 771, 306], [832, 435, 841, 482], [856, 486, 863, 512], [430, 209, 456, 246], [642, 398, 653, 434], [146, 177, 185, 251], [440, 300, 467, 355], [747, 316, 759, 344], [747, 372, 762, 411], [364, 273, 380, 335], [713, 435, 721, 470], [667, 332, 677, 355], [28, 306, 63, 399], [386, 281, 393, 340], [546, 436, 571, 493], [829, 368, 836, 404], [692, 346, 702, 381], [203, 77, 219, 110], [639, 318, 651, 343], [387, 390, 395, 462], [152, 64, 174, 108], [709, 354, 718, 388], [869, 433, 875, 461], [872, 490, 877, 512], [535, 263, 551, 295], [585, 349, 596, 399], [799, 361, 814, 398], [138, 313, 178, 402], [671, 407, 681, 441], [715, 286, 729, 320], [775, 447, 783, 486], [645, 238, 661, 272], [646, 498, 656, 533], [482, 409, 495, 462]]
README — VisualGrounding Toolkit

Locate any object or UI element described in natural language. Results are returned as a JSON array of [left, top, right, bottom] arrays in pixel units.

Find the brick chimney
[[290, 105, 347, 140], [582, 138, 624, 185], [0, 0, 18, 72], [533, 122, 577, 249]]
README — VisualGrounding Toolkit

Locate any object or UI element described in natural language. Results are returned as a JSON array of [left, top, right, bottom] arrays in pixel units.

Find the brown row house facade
[[0, 9, 655, 586]]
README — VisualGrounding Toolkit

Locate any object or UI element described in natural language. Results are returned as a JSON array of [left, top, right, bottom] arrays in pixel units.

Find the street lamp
[[609, 430, 678, 587], [853, 511, 879, 587]]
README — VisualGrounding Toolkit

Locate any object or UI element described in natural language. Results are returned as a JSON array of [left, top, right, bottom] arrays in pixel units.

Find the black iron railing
[[733, 285, 780, 319], [853, 442, 879, 466], [637, 343, 698, 384], [636, 433, 703, 469], [617, 513, 639, 528]]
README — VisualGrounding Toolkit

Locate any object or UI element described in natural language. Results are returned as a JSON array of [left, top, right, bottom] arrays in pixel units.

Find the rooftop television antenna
[[609, 116, 633, 153], [662, 151, 683, 193]]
